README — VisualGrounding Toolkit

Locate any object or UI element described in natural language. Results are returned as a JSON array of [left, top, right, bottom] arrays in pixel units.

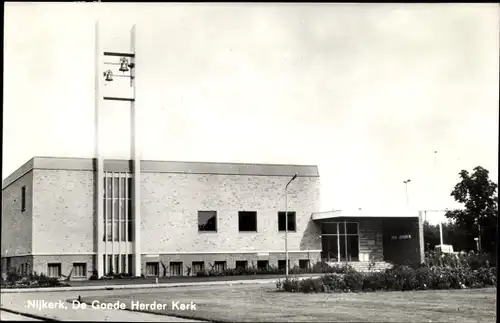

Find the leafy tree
[[445, 166, 498, 253], [424, 220, 470, 252]]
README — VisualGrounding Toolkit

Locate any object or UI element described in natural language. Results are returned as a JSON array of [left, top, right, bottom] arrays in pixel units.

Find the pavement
[[0, 276, 313, 321], [2, 275, 321, 294], [1, 309, 42, 321], [1, 287, 206, 322]]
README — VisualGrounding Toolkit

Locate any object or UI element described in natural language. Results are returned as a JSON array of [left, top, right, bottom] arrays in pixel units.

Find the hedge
[[276, 265, 497, 293]]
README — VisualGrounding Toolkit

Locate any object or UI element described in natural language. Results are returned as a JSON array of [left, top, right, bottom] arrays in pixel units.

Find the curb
[[0, 307, 60, 321], [1, 276, 322, 294]]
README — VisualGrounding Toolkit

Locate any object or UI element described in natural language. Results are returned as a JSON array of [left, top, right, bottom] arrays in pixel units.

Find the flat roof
[[2, 157, 319, 190], [311, 208, 421, 221]]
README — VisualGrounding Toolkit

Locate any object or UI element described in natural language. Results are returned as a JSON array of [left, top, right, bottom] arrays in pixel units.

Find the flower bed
[[276, 265, 497, 293], [1, 272, 70, 289]]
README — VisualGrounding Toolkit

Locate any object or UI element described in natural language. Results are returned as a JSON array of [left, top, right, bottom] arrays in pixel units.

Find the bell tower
[[94, 22, 140, 277]]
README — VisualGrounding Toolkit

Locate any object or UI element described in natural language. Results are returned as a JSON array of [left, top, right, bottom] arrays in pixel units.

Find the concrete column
[[130, 25, 141, 277], [94, 20, 104, 278]]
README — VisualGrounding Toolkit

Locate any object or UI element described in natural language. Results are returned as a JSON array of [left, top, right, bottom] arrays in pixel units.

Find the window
[[47, 263, 61, 278], [278, 211, 296, 231], [238, 211, 257, 232], [73, 263, 87, 278], [299, 259, 310, 270], [257, 260, 269, 270], [235, 261, 248, 270], [192, 261, 204, 275], [103, 174, 133, 242], [21, 186, 26, 212], [170, 262, 183, 276], [320, 222, 359, 262], [146, 262, 159, 277], [278, 260, 290, 270], [198, 211, 217, 232], [214, 261, 226, 273]]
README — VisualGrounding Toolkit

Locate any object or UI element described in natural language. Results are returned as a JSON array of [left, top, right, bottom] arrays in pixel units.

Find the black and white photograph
[[1, 2, 498, 322]]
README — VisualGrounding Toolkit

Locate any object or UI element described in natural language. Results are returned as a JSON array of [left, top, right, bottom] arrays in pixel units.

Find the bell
[[103, 70, 114, 82], [119, 57, 129, 72]]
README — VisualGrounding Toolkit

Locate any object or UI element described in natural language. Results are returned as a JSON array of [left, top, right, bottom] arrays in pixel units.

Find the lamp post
[[403, 179, 411, 207], [285, 173, 298, 279]]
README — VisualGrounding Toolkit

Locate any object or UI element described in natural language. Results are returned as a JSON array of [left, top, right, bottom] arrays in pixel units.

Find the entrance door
[[321, 236, 339, 262]]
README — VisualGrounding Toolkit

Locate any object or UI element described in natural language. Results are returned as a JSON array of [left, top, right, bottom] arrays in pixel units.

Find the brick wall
[[140, 173, 322, 254], [358, 219, 384, 261], [143, 252, 322, 276], [1, 171, 33, 257], [32, 170, 96, 254], [32, 255, 95, 279]]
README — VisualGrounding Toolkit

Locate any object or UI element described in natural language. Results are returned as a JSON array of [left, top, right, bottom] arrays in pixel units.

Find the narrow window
[[299, 259, 310, 270], [214, 261, 226, 273], [257, 260, 269, 270], [278, 211, 296, 231], [198, 211, 217, 232], [21, 186, 26, 212], [192, 261, 204, 275], [145, 262, 159, 277], [169, 262, 183, 276], [47, 263, 61, 278], [235, 261, 248, 270], [73, 263, 87, 278], [238, 211, 257, 232]]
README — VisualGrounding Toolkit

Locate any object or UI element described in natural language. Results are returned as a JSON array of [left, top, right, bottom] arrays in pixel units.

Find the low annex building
[[1, 157, 424, 279]]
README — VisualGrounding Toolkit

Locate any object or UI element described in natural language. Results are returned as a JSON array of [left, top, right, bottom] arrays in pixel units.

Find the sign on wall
[[391, 234, 412, 240]]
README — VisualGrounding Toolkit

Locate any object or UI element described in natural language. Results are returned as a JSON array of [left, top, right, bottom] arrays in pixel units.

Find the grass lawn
[[84, 284, 496, 322]]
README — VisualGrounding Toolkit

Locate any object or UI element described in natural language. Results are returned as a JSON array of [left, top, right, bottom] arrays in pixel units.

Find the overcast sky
[[3, 3, 499, 223]]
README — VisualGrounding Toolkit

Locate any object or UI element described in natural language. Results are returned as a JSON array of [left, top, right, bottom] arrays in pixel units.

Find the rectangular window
[[346, 222, 358, 234], [299, 259, 310, 270], [73, 263, 87, 278], [127, 255, 133, 276], [198, 211, 217, 232], [278, 211, 296, 231], [192, 261, 204, 275], [146, 262, 159, 277], [21, 186, 26, 212], [238, 211, 257, 232], [169, 262, 183, 276], [235, 261, 248, 270], [321, 223, 338, 234], [278, 260, 290, 270], [47, 263, 61, 278], [214, 261, 226, 273], [257, 260, 269, 270]]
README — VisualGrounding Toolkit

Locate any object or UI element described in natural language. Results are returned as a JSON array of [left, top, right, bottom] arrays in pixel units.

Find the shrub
[[362, 272, 385, 292], [298, 278, 324, 293], [321, 274, 346, 291], [343, 270, 363, 292]]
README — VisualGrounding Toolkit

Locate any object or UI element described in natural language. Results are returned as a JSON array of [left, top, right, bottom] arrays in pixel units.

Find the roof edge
[[3, 156, 320, 189]]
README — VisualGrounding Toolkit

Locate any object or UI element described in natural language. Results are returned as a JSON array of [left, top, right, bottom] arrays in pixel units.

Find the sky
[[3, 3, 499, 224]]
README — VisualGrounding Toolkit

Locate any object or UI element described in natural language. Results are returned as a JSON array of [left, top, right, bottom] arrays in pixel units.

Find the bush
[[362, 272, 385, 292], [343, 270, 364, 292], [321, 274, 346, 292], [276, 263, 497, 294]]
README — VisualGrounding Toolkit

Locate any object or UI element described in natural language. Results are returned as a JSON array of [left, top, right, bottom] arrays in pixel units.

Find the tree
[[424, 220, 470, 252], [445, 166, 498, 253]]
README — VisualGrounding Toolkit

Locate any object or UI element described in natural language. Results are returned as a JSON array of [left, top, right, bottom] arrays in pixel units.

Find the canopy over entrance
[[311, 208, 421, 221]]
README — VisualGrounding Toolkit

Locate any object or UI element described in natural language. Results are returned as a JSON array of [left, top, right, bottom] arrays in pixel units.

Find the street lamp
[[403, 179, 411, 207], [285, 173, 298, 279]]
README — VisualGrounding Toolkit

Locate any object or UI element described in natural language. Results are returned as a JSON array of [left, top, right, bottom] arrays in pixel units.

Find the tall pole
[[95, 20, 105, 278], [130, 25, 141, 277], [403, 179, 411, 207], [285, 174, 298, 280], [439, 221, 443, 246]]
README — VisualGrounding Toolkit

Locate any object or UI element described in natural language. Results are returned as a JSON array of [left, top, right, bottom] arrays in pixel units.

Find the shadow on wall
[[300, 219, 321, 250]]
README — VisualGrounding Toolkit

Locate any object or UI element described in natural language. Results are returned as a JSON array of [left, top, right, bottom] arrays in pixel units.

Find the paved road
[[1, 310, 41, 321], [1, 285, 214, 322]]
